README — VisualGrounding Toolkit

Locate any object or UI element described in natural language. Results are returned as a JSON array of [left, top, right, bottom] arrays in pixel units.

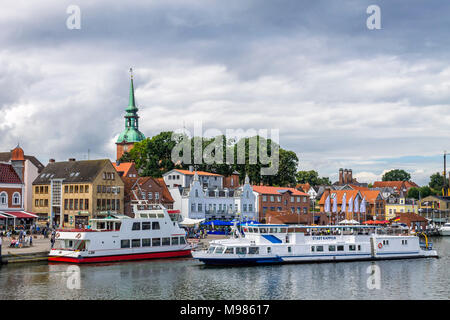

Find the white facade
[[163, 169, 223, 189], [24, 159, 40, 211], [168, 172, 256, 221]]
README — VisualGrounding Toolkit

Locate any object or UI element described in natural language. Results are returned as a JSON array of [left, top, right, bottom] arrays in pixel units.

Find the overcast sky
[[1, 0, 450, 185]]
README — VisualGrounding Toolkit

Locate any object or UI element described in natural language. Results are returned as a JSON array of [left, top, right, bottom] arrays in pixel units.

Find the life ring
[[378, 242, 383, 249], [55, 233, 60, 238], [75, 233, 81, 239]]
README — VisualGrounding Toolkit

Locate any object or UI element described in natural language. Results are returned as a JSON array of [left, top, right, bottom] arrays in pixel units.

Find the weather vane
[[130, 67, 133, 79]]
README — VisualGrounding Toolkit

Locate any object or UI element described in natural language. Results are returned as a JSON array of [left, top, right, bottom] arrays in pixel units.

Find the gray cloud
[[1, 0, 450, 185]]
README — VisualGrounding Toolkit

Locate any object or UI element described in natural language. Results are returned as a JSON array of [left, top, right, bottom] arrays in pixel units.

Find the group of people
[[184, 227, 208, 239], [4, 229, 33, 248]]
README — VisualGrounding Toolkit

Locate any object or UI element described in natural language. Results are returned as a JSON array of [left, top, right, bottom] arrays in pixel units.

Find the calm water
[[1, 237, 449, 300]]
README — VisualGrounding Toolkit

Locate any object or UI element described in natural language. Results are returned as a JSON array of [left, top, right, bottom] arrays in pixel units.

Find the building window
[[69, 199, 74, 210], [155, 192, 159, 200], [249, 204, 253, 212], [85, 185, 89, 193], [0, 192, 8, 206], [303, 207, 307, 214], [79, 199, 83, 210], [198, 203, 202, 212], [64, 199, 68, 210], [44, 199, 48, 207], [80, 185, 83, 193], [35, 186, 40, 194], [148, 192, 153, 200], [291, 196, 294, 203], [85, 199, 89, 210], [75, 185, 78, 193], [12, 192, 21, 205], [262, 195, 267, 202], [270, 196, 274, 202], [277, 196, 281, 202], [74, 199, 78, 210], [69, 185, 74, 193]]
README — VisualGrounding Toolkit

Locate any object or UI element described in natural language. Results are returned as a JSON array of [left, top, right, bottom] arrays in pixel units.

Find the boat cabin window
[[152, 222, 160, 230], [224, 247, 234, 254], [132, 222, 141, 231], [142, 238, 151, 247], [248, 247, 259, 254], [287, 246, 292, 253], [280, 228, 287, 233], [260, 228, 268, 233], [328, 245, 336, 251], [337, 245, 344, 251], [269, 228, 277, 233], [162, 237, 170, 246], [236, 247, 247, 254], [180, 237, 186, 245], [172, 237, 179, 245], [157, 214, 165, 218], [358, 245, 361, 251], [311, 246, 315, 252], [97, 222, 105, 230], [149, 213, 157, 218], [267, 247, 271, 254], [349, 245, 356, 251], [152, 238, 161, 246], [316, 245, 324, 252], [140, 214, 148, 218], [208, 246, 216, 253], [142, 222, 151, 230], [215, 247, 225, 254], [132, 239, 141, 248], [121, 239, 130, 248], [115, 222, 121, 231]]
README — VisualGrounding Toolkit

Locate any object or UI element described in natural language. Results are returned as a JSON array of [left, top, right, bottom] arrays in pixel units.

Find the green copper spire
[[126, 68, 138, 113], [116, 68, 146, 144]]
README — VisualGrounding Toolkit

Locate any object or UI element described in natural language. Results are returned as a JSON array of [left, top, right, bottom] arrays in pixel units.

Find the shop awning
[[3, 211, 38, 219], [0, 213, 9, 219]]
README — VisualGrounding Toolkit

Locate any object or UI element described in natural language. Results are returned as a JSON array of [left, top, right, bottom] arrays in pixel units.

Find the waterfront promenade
[[0, 235, 51, 264]]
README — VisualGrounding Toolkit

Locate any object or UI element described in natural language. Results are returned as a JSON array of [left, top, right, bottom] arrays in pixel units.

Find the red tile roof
[[112, 162, 135, 176], [296, 183, 311, 192], [173, 169, 222, 177], [0, 163, 22, 184], [252, 185, 308, 196]]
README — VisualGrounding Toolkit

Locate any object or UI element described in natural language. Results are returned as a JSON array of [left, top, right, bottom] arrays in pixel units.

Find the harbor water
[[1, 237, 449, 300]]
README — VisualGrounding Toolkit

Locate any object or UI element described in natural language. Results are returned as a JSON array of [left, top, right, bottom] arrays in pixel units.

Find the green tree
[[296, 170, 331, 186], [407, 186, 434, 199], [429, 172, 444, 192], [382, 169, 411, 181]]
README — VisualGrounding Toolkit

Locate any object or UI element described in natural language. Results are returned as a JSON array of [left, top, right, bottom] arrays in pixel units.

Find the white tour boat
[[192, 224, 438, 265], [438, 222, 450, 236], [48, 201, 191, 263]]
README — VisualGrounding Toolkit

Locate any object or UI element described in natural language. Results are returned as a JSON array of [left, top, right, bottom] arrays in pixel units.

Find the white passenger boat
[[48, 201, 191, 263], [438, 223, 450, 236], [192, 224, 438, 265]]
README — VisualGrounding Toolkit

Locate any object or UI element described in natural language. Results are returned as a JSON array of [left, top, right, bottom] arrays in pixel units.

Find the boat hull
[[48, 249, 192, 264]]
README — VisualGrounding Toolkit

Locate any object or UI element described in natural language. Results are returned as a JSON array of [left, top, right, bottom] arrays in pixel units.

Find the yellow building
[[32, 159, 124, 228], [385, 195, 418, 220]]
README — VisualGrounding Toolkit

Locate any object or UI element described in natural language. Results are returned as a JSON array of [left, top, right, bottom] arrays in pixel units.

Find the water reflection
[[1, 238, 449, 300]]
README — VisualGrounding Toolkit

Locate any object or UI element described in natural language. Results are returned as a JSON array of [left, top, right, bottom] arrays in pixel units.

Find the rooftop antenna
[[87, 149, 90, 160]]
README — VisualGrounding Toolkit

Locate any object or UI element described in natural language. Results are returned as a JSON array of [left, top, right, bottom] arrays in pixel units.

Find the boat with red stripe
[[48, 201, 191, 264]]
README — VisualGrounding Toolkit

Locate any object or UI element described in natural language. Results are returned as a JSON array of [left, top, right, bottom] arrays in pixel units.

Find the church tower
[[116, 68, 146, 161]]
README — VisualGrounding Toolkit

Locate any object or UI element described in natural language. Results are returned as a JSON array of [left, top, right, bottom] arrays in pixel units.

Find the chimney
[[349, 169, 353, 183], [344, 169, 348, 184], [49, 159, 55, 163], [339, 168, 344, 185], [68, 158, 76, 162]]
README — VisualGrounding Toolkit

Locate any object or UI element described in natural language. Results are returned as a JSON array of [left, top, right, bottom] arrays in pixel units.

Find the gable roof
[[112, 162, 135, 176], [0, 152, 44, 173], [360, 190, 382, 203], [0, 163, 23, 184], [319, 190, 362, 205], [252, 185, 308, 196], [32, 159, 111, 185], [123, 176, 174, 203]]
